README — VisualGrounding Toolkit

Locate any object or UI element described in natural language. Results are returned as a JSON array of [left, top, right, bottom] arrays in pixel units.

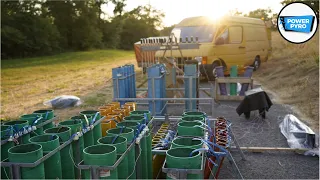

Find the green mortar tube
[[166, 147, 202, 179], [29, 135, 62, 179], [230, 65, 238, 96], [44, 126, 75, 179], [33, 109, 54, 130], [4, 120, 29, 144], [58, 119, 84, 179], [71, 115, 95, 148], [8, 144, 45, 179], [80, 110, 102, 144], [20, 114, 43, 137], [98, 136, 128, 179], [107, 127, 136, 179], [83, 144, 118, 179]]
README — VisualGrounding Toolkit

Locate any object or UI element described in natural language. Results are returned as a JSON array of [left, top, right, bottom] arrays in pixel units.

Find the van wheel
[[252, 57, 261, 71], [208, 61, 219, 81]]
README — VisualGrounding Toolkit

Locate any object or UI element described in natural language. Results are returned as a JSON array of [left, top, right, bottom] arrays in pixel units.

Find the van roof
[[176, 16, 265, 27]]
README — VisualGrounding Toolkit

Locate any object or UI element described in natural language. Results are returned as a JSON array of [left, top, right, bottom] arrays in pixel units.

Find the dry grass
[[1, 49, 146, 122], [254, 31, 319, 130]]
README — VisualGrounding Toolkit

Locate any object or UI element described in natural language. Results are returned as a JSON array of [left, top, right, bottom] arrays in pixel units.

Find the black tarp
[[236, 87, 273, 117]]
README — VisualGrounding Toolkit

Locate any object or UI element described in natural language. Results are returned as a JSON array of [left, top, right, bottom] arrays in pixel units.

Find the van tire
[[252, 57, 261, 71], [208, 61, 220, 81]]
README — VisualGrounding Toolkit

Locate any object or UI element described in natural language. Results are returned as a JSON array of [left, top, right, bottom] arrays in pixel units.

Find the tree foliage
[[1, 0, 164, 59], [281, 0, 319, 17], [118, 5, 164, 49], [244, 8, 272, 21], [159, 25, 175, 36]]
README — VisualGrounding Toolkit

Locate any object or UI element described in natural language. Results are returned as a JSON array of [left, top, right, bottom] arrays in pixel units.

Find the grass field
[[254, 31, 319, 130], [2, 33, 319, 130], [1, 49, 141, 121]]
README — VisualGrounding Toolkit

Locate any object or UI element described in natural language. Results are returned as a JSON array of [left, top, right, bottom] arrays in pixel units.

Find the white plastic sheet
[[237, 83, 242, 94], [279, 114, 318, 156], [44, 95, 82, 109]]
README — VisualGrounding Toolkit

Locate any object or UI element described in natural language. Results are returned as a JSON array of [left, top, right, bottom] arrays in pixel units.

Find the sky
[[102, 0, 284, 27]]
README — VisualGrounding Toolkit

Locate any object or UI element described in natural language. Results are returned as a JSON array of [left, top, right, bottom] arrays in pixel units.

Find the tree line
[[1, 0, 164, 59], [3, 0, 318, 59]]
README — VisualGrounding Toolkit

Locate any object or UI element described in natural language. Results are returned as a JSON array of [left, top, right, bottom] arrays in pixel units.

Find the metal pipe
[[210, 82, 215, 117], [158, 102, 168, 115], [1, 116, 58, 145], [36, 116, 57, 128], [12, 164, 21, 179], [151, 149, 167, 155], [136, 88, 211, 91], [152, 77, 156, 116], [114, 97, 212, 101], [136, 102, 212, 105]]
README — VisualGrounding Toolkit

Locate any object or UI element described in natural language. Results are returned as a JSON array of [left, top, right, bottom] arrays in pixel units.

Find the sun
[[202, 2, 229, 21]]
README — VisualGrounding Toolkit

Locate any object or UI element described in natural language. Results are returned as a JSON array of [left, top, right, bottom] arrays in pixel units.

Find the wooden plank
[[217, 95, 244, 101], [230, 146, 310, 153], [216, 77, 252, 83], [214, 77, 254, 102]]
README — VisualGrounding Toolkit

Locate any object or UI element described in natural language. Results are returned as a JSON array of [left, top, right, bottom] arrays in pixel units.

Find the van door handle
[[238, 46, 246, 49]]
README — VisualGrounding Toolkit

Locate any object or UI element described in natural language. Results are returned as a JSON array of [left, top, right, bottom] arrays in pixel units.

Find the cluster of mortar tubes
[[152, 124, 169, 146], [215, 117, 228, 147], [140, 36, 199, 45]]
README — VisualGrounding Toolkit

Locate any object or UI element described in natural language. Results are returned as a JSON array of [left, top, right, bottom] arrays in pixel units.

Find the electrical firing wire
[[31, 130, 39, 136], [205, 155, 217, 179], [126, 144, 142, 180], [67, 133, 79, 169], [155, 162, 163, 179], [2, 167, 9, 179], [69, 142, 78, 169], [1, 126, 13, 139]]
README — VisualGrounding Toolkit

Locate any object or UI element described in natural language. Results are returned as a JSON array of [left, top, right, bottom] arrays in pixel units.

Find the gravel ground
[[143, 81, 319, 179], [202, 82, 318, 179]]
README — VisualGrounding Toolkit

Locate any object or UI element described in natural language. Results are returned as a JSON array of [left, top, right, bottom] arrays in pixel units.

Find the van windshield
[[171, 26, 215, 43]]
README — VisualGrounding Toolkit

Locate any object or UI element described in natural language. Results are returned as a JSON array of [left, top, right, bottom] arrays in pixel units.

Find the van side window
[[229, 26, 242, 44], [220, 29, 229, 43]]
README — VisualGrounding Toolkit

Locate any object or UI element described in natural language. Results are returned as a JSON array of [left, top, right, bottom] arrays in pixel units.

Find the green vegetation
[[255, 31, 319, 129], [1, 49, 135, 119], [1, 1, 164, 59]]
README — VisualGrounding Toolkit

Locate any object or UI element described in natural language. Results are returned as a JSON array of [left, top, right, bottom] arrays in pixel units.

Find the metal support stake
[[90, 166, 100, 179], [189, 76, 192, 111], [115, 77, 120, 102], [75, 139, 81, 178], [226, 152, 244, 179], [229, 128, 246, 161], [12, 165, 21, 179], [152, 77, 156, 116], [210, 82, 215, 117]]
